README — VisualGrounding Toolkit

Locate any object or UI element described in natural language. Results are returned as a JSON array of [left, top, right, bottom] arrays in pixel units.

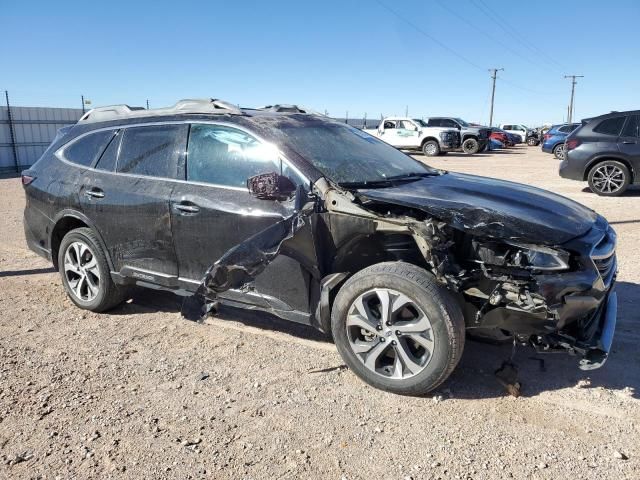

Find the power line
[[374, 0, 486, 72], [469, 0, 564, 72], [434, 0, 552, 73], [564, 75, 584, 124]]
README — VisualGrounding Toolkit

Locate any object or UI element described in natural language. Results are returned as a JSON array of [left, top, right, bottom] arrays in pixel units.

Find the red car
[[490, 129, 511, 146]]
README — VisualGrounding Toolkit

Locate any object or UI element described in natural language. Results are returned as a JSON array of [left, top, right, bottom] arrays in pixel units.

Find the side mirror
[[247, 172, 296, 200]]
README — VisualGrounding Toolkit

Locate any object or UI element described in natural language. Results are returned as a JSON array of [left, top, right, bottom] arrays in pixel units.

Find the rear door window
[[622, 115, 639, 137], [117, 124, 187, 179], [63, 130, 114, 167], [593, 117, 626, 136]]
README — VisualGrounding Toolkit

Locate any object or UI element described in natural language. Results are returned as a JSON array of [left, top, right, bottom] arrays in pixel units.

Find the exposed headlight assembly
[[506, 242, 570, 271], [474, 241, 570, 272]]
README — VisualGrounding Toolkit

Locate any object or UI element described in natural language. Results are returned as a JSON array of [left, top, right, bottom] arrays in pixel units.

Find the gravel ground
[[1, 145, 639, 479]]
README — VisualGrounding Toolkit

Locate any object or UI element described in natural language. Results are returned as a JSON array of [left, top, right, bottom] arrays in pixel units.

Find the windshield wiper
[[338, 171, 439, 189]]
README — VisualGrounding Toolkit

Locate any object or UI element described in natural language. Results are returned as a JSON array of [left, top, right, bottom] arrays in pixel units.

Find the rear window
[[593, 117, 626, 136], [63, 130, 114, 167], [116, 124, 187, 179]]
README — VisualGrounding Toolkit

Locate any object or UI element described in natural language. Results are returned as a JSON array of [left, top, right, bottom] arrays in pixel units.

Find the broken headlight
[[474, 241, 570, 271]]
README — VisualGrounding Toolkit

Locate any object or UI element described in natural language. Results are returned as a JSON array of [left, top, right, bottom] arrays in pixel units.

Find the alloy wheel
[[64, 241, 101, 302], [591, 165, 625, 194], [346, 288, 435, 379]]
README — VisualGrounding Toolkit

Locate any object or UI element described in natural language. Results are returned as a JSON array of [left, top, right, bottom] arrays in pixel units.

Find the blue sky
[[2, 0, 638, 126]]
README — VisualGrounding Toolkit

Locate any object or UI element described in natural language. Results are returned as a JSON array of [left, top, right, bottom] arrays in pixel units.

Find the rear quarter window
[[63, 130, 115, 167], [593, 117, 626, 136]]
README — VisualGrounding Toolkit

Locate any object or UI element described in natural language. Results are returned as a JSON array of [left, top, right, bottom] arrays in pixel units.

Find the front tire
[[587, 160, 630, 196], [462, 138, 479, 154], [422, 140, 440, 157], [331, 262, 465, 396], [58, 227, 126, 312], [527, 137, 538, 146]]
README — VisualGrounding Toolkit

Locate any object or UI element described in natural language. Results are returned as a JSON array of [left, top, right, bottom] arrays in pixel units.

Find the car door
[[170, 123, 312, 311], [396, 120, 420, 147], [78, 123, 187, 285], [618, 115, 640, 172], [378, 120, 404, 147]]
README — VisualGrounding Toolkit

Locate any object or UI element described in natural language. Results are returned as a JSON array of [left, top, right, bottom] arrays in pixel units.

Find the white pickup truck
[[363, 117, 461, 156]]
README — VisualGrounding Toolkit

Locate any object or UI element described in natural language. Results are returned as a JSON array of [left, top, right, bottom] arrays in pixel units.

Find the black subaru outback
[[23, 99, 617, 395]]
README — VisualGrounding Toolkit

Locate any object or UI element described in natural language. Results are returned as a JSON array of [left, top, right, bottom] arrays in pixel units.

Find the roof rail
[[256, 104, 325, 115], [78, 98, 242, 123]]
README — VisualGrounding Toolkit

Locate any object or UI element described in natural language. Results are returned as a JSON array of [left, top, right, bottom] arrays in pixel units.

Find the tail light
[[565, 139, 581, 151], [543, 134, 552, 141], [21, 174, 36, 186]]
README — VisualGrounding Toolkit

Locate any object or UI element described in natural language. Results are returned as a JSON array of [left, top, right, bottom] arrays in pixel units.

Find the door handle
[[84, 187, 105, 199], [173, 202, 200, 214], [622, 141, 636, 144]]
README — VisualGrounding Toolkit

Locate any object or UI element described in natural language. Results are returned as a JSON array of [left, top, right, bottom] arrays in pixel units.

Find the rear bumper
[[559, 157, 584, 180], [23, 213, 52, 262]]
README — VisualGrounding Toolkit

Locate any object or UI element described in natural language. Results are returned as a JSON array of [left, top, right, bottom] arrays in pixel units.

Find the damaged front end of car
[[184, 171, 618, 372]]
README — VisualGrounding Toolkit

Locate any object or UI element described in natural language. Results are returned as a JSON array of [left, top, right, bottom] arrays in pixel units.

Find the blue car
[[542, 123, 580, 160]]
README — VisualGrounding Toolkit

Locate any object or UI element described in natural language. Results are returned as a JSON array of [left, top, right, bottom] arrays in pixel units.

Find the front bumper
[[473, 218, 618, 370], [577, 289, 617, 370]]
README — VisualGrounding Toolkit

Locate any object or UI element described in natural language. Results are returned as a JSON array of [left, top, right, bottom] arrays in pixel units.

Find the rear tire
[[422, 140, 440, 157], [58, 227, 127, 312], [553, 143, 565, 160], [587, 160, 630, 196], [331, 262, 465, 396], [527, 137, 538, 146], [462, 138, 479, 154]]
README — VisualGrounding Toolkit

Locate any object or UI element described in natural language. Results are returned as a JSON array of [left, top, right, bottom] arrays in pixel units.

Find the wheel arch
[[420, 136, 439, 146], [462, 134, 478, 142], [50, 210, 114, 271], [316, 232, 431, 333]]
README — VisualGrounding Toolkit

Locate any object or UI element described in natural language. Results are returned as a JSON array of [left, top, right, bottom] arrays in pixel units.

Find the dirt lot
[[1, 146, 639, 479]]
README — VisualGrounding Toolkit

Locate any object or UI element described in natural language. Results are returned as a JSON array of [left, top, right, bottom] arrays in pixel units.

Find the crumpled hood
[[357, 172, 598, 245]]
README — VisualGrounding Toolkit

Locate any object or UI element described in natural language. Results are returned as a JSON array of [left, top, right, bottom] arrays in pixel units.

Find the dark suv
[[560, 110, 640, 196], [23, 99, 617, 395]]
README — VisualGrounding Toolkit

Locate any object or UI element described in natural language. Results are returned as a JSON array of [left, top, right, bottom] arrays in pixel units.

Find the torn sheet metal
[[356, 172, 597, 245]]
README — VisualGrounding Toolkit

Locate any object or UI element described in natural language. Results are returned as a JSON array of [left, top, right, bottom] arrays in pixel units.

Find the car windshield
[[279, 122, 436, 185], [412, 119, 428, 127], [454, 118, 469, 127]]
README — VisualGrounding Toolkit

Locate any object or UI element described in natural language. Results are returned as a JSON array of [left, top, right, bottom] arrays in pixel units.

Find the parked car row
[[363, 117, 491, 156]]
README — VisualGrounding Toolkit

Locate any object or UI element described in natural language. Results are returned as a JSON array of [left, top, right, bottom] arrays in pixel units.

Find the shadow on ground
[[0, 266, 56, 278], [449, 280, 640, 400], [108, 281, 640, 400], [581, 185, 640, 196]]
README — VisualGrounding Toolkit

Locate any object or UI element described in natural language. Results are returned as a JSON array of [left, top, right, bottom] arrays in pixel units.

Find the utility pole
[[405, 105, 408, 117], [5, 90, 19, 172], [146, 99, 150, 109], [488, 68, 503, 127], [564, 75, 584, 125], [81, 95, 86, 114]]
